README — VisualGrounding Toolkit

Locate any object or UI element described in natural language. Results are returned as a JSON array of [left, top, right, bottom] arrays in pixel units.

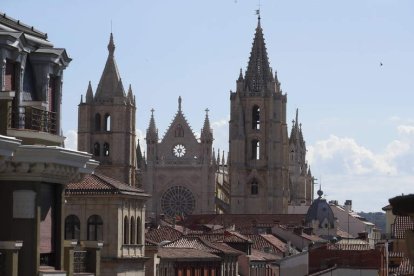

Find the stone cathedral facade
[[142, 17, 313, 217]]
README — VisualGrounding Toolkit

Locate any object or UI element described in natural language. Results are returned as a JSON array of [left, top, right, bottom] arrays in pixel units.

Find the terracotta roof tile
[[248, 249, 281, 262], [392, 216, 414, 239], [65, 172, 149, 196], [145, 225, 183, 244], [157, 247, 221, 260], [247, 234, 286, 254], [389, 257, 414, 275]]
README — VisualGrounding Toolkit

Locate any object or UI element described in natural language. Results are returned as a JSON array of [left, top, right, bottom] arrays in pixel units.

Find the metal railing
[[8, 106, 57, 134], [73, 250, 87, 273]]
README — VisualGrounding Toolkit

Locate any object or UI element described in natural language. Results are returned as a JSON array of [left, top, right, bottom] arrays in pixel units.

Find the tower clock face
[[173, 144, 186, 158]]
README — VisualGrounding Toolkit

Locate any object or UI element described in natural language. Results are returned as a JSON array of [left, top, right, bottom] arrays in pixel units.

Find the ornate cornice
[[0, 143, 99, 184]]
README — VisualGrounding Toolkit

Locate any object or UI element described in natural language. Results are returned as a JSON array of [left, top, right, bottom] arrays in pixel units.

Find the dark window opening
[[87, 215, 103, 241], [252, 105, 260, 130], [95, 113, 101, 131], [175, 124, 184, 137], [103, 143, 110, 156], [94, 143, 100, 156], [130, 217, 136, 244], [124, 216, 130, 244], [251, 181, 259, 195], [137, 216, 141, 244], [65, 215, 80, 240]]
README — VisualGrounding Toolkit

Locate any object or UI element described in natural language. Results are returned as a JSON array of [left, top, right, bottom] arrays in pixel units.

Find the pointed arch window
[[64, 215, 80, 240], [130, 216, 136, 244], [103, 143, 110, 156], [136, 216, 142, 244], [252, 105, 260, 130], [251, 180, 259, 195], [95, 113, 101, 131], [87, 215, 103, 241], [251, 139, 260, 160], [104, 113, 111, 131], [175, 124, 184, 137], [94, 143, 100, 156], [124, 216, 130, 244]]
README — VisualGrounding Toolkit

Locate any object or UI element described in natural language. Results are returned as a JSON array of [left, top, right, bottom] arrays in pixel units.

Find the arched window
[[87, 215, 103, 241], [104, 113, 111, 131], [64, 215, 80, 240], [94, 143, 100, 156], [251, 139, 260, 160], [95, 113, 101, 131], [174, 124, 184, 137], [124, 216, 130, 244], [136, 216, 141, 244], [252, 105, 260, 130], [251, 180, 259, 195], [103, 143, 110, 156], [130, 217, 136, 244]]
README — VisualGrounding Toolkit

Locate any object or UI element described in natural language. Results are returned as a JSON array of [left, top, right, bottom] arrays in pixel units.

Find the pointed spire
[[238, 68, 244, 81], [146, 108, 158, 142], [212, 148, 216, 165], [217, 149, 221, 165], [94, 33, 126, 101], [136, 140, 144, 169], [245, 16, 271, 93], [178, 96, 182, 112], [108, 32, 115, 56], [127, 84, 134, 104], [221, 150, 225, 166], [85, 81, 93, 103]]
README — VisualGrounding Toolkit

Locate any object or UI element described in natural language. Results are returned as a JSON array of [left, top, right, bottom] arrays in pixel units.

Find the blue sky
[[3, 0, 414, 212]]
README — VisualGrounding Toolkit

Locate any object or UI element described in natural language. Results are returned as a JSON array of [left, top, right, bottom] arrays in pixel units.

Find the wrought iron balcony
[[8, 106, 57, 135]]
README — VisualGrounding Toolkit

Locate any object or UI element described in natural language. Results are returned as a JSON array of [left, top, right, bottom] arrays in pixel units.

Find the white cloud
[[308, 124, 414, 211], [64, 130, 77, 150]]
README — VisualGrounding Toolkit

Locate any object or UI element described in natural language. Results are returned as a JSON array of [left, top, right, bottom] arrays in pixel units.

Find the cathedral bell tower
[[78, 33, 137, 186], [229, 17, 290, 214]]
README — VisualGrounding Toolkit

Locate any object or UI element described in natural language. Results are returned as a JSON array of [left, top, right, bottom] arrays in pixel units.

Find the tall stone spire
[[94, 33, 126, 101], [245, 17, 272, 93], [146, 109, 158, 142]]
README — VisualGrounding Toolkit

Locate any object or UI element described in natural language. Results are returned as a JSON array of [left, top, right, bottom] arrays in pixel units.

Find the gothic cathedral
[[144, 98, 216, 219]]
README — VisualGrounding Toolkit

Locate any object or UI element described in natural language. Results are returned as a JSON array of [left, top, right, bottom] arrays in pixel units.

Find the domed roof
[[305, 189, 335, 228]]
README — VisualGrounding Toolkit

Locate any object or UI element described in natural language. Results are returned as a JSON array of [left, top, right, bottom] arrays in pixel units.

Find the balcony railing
[[8, 106, 57, 134]]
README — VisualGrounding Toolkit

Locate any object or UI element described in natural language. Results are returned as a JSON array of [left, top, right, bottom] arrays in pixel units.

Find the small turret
[[85, 81, 93, 103], [127, 84, 134, 105], [146, 109, 158, 143], [200, 108, 213, 143]]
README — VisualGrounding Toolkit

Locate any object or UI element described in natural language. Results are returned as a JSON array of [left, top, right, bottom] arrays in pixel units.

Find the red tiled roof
[[65, 172, 149, 196], [183, 214, 305, 234], [327, 239, 371, 251], [164, 236, 242, 256], [145, 225, 183, 244], [193, 230, 252, 244], [248, 249, 281, 262], [246, 234, 286, 254], [157, 247, 221, 260], [389, 257, 414, 275], [392, 216, 414, 239]]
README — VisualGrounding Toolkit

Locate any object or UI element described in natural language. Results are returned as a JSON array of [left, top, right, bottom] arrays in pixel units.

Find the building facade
[[0, 12, 98, 276], [144, 98, 216, 219]]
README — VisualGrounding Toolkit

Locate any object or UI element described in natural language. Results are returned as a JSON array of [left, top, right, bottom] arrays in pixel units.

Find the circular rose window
[[161, 186, 195, 218]]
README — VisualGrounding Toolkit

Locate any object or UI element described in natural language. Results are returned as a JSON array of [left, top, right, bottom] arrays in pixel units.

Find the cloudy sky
[[3, 0, 413, 212]]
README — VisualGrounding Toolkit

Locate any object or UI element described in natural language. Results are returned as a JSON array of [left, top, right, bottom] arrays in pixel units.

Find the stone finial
[[108, 33, 115, 56]]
